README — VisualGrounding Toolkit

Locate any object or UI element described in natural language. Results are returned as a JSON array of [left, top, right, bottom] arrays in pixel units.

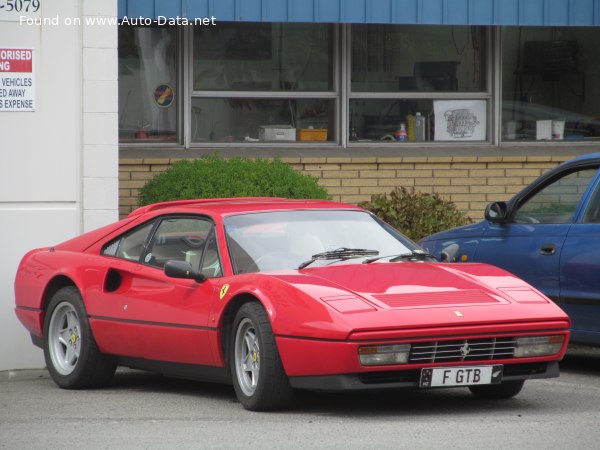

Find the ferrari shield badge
[[219, 284, 230, 300]]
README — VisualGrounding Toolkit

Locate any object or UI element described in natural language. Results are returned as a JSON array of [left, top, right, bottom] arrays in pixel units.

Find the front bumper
[[289, 361, 559, 391]]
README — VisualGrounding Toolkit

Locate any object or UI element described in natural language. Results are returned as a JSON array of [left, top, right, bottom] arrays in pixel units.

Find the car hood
[[419, 221, 488, 243], [267, 262, 569, 339]]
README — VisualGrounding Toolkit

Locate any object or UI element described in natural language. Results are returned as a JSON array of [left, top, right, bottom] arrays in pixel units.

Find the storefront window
[[118, 26, 178, 143], [350, 25, 489, 143], [502, 27, 600, 142], [193, 23, 333, 92], [191, 98, 334, 143], [191, 22, 335, 144], [352, 25, 486, 93]]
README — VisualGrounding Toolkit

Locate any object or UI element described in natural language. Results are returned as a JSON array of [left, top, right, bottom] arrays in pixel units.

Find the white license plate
[[420, 365, 503, 388]]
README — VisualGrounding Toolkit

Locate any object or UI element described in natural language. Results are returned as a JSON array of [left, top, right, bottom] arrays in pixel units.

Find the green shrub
[[138, 156, 330, 206], [359, 187, 471, 241]]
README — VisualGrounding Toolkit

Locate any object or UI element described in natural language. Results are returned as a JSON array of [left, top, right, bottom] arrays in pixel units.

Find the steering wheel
[[181, 236, 205, 248]]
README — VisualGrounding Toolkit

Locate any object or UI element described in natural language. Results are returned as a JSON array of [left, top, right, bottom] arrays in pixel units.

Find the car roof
[[128, 197, 363, 219]]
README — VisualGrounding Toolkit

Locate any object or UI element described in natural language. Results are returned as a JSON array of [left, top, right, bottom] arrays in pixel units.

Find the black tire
[[43, 286, 116, 389], [469, 380, 525, 399], [230, 302, 294, 411]]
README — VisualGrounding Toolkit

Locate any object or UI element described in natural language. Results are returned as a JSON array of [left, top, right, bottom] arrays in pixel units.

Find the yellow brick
[[377, 163, 415, 170], [450, 193, 487, 202], [125, 164, 151, 172], [470, 169, 505, 177], [340, 194, 371, 204], [300, 157, 327, 164], [396, 169, 432, 178], [326, 157, 352, 164], [360, 170, 396, 178], [351, 157, 378, 163], [303, 164, 341, 171], [376, 157, 404, 164], [120, 198, 139, 206], [452, 156, 478, 163], [360, 187, 391, 195], [452, 162, 486, 169], [476, 156, 503, 163], [415, 163, 452, 170], [399, 157, 427, 163], [432, 169, 469, 178], [328, 187, 360, 195], [341, 163, 377, 170], [119, 189, 131, 198], [426, 157, 453, 164], [487, 162, 524, 169], [414, 177, 451, 186], [131, 172, 155, 180], [487, 177, 523, 186], [506, 185, 524, 194], [324, 170, 358, 179], [470, 185, 506, 194], [120, 180, 147, 189], [119, 171, 131, 181], [451, 177, 487, 186], [318, 179, 341, 187], [342, 178, 378, 187], [433, 186, 470, 194], [505, 168, 543, 177], [499, 156, 528, 163], [379, 178, 415, 187]]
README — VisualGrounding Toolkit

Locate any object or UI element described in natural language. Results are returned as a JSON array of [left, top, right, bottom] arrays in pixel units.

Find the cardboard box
[[259, 125, 296, 141], [297, 128, 328, 141]]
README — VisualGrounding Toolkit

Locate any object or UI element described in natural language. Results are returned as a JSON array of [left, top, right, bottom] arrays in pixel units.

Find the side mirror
[[440, 243, 459, 262], [485, 201, 509, 223], [164, 260, 206, 283]]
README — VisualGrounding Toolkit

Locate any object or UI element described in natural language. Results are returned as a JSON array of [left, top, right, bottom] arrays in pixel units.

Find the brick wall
[[119, 155, 570, 220]]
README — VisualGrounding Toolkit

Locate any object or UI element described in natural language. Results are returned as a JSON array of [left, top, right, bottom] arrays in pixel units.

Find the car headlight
[[358, 344, 411, 366], [514, 335, 565, 358]]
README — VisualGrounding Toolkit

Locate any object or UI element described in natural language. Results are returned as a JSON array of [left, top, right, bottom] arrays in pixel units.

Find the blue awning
[[118, 0, 600, 26]]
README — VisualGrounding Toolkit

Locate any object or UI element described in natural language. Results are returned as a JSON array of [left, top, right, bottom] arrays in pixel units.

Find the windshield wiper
[[363, 249, 436, 264], [298, 247, 379, 270]]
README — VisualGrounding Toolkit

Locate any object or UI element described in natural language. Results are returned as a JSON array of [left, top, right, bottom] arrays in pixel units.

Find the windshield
[[224, 210, 415, 274]]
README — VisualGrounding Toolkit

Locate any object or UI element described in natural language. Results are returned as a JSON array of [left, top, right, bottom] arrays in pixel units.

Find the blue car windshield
[[224, 210, 414, 273]]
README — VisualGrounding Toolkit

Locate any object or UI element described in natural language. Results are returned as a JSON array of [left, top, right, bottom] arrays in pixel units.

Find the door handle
[[540, 243, 556, 255]]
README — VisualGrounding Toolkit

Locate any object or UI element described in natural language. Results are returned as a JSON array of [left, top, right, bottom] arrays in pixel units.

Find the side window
[[200, 230, 223, 278], [143, 218, 221, 276], [514, 169, 597, 224], [102, 222, 155, 262]]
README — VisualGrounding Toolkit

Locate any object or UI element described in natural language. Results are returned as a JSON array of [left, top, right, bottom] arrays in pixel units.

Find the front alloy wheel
[[230, 302, 294, 410]]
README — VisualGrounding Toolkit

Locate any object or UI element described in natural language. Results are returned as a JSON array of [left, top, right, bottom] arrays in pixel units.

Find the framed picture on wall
[[434, 100, 487, 141]]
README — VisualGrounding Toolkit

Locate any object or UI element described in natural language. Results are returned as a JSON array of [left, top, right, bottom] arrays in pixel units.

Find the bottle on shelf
[[395, 123, 407, 142], [414, 112, 426, 142]]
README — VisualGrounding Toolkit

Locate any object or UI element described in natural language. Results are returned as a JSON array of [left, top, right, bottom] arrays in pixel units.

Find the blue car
[[419, 153, 600, 346]]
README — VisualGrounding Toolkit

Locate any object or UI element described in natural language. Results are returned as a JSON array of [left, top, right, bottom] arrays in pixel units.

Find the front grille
[[409, 338, 516, 363]]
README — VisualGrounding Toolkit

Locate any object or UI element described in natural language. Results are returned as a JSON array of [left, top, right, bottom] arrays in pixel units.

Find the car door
[[474, 168, 598, 303], [560, 169, 600, 344], [95, 215, 223, 365]]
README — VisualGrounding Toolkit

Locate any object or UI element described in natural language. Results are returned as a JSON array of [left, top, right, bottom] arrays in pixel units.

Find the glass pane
[[191, 98, 335, 143], [119, 26, 178, 143], [145, 218, 214, 269], [502, 27, 600, 142], [515, 169, 597, 224], [193, 22, 333, 91], [351, 25, 486, 93]]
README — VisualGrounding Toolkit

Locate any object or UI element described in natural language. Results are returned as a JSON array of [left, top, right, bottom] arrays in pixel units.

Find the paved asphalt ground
[[1, 347, 599, 450]]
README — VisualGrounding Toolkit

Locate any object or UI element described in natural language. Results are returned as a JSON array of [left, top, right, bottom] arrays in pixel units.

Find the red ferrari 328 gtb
[[15, 198, 570, 410]]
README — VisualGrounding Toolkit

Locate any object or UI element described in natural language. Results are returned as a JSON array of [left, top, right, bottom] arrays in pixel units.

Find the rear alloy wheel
[[469, 380, 525, 399], [231, 302, 294, 411], [44, 286, 115, 389]]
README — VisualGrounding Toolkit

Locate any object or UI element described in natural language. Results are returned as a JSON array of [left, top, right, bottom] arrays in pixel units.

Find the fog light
[[514, 335, 565, 358], [358, 344, 411, 366]]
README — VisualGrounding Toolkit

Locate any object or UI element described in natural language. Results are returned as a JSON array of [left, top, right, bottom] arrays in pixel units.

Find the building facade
[[3, 0, 600, 370]]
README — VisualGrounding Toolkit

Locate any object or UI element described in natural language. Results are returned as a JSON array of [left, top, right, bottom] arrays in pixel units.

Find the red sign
[[0, 49, 33, 73]]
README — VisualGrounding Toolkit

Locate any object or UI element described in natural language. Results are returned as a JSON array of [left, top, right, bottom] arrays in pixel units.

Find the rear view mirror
[[485, 202, 509, 223]]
